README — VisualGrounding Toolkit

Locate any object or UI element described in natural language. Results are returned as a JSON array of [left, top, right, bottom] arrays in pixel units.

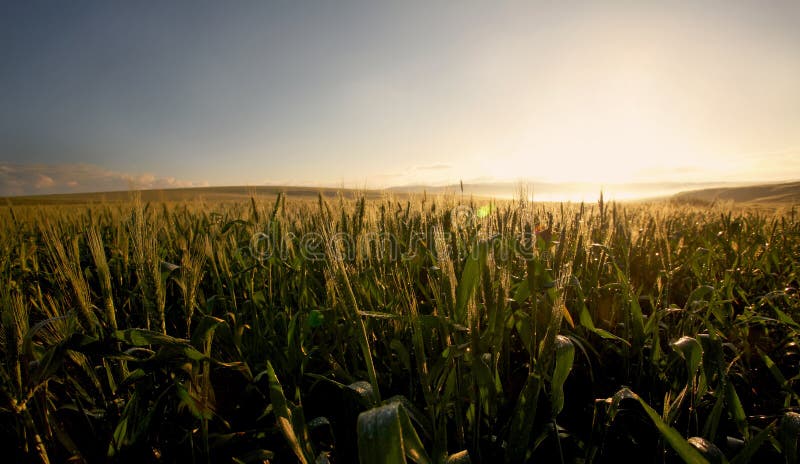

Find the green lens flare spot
[[476, 204, 494, 218]]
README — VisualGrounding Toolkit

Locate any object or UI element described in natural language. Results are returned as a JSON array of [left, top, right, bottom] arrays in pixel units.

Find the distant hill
[[6, 180, 798, 206], [672, 181, 800, 204], [1, 185, 385, 205], [388, 181, 728, 201]]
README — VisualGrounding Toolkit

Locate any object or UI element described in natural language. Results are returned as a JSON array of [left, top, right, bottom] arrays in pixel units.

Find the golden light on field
[[2, 4, 800, 458]]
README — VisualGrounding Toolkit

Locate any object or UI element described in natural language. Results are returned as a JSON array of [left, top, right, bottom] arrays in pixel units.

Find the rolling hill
[[4, 180, 799, 206], [0, 185, 386, 205], [672, 181, 800, 204]]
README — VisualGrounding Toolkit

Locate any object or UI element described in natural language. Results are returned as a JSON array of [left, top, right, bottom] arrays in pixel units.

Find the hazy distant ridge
[[388, 181, 730, 199], [673, 181, 800, 204], [5, 180, 799, 205]]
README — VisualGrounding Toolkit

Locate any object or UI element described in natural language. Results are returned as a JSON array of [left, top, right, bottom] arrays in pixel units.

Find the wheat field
[[0, 192, 798, 463]]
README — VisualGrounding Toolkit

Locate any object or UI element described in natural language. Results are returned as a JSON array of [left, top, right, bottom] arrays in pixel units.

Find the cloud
[[412, 163, 452, 171], [34, 174, 55, 189], [362, 163, 456, 188], [0, 163, 208, 196]]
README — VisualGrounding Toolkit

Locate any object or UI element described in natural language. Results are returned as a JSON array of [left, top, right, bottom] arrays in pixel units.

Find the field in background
[[0, 185, 386, 206], [1, 193, 798, 463], [4, 179, 800, 207]]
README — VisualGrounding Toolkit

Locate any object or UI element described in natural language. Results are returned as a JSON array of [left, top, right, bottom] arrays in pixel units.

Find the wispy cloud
[[363, 163, 456, 188], [0, 163, 208, 196], [412, 163, 452, 171]]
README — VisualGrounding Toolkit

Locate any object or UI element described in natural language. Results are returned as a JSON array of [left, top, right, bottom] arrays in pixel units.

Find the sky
[[1, 0, 799, 196]]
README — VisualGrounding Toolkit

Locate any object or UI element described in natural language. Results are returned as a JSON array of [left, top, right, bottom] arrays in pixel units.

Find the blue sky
[[1, 1, 799, 195]]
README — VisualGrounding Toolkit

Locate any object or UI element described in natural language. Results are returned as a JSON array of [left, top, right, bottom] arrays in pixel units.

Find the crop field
[[0, 192, 798, 463]]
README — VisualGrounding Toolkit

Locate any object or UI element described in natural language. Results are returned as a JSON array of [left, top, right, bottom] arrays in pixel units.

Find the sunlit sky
[[1, 1, 799, 196]]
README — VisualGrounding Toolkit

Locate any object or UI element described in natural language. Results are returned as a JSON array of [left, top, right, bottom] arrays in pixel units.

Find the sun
[[483, 66, 702, 185]]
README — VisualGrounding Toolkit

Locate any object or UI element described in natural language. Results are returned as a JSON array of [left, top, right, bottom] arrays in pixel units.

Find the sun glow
[[477, 44, 714, 185]]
